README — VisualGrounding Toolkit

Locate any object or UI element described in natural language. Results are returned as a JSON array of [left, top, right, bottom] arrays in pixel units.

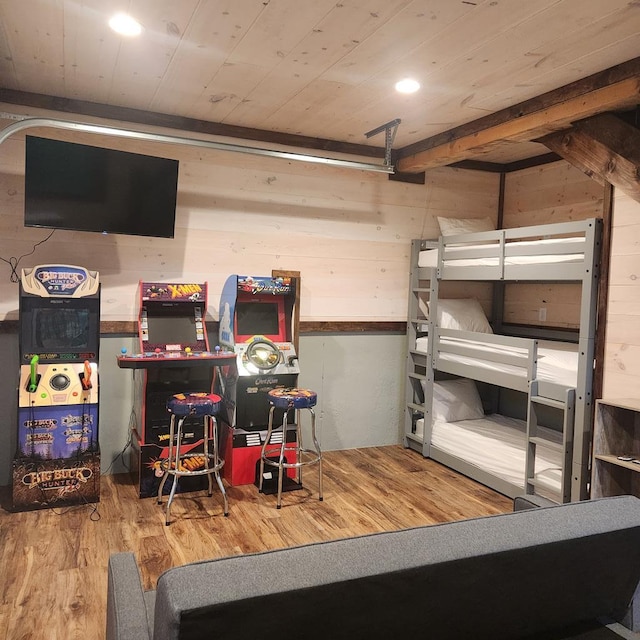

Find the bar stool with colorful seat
[[259, 387, 323, 509], [157, 392, 229, 525]]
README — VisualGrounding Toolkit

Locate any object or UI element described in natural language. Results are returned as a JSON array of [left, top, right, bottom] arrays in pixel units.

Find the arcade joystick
[[81, 359, 92, 390], [214, 345, 221, 354], [185, 347, 192, 355], [155, 348, 162, 357], [121, 347, 128, 355], [28, 354, 39, 393]]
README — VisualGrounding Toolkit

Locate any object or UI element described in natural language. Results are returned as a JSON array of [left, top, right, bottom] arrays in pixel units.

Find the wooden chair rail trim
[[0, 320, 408, 335]]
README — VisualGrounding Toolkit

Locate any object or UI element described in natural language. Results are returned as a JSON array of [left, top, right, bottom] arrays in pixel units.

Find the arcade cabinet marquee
[[13, 264, 101, 511]]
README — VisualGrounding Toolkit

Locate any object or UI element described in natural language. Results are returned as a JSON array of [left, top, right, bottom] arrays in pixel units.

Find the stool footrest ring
[[262, 449, 322, 469], [159, 452, 225, 477]]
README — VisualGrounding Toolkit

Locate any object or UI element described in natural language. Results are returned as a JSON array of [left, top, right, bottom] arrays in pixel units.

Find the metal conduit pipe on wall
[[0, 114, 395, 174]]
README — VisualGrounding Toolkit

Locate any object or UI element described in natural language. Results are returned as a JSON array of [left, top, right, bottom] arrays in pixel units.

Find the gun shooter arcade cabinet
[[217, 274, 301, 489], [13, 264, 101, 511], [118, 281, 235, 498]]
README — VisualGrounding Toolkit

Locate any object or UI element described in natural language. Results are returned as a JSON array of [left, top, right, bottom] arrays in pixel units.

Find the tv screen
[[146, 314, 196, 347], [19, 295, 101, 362], [24, 136, 179, 238], [235, 301, 280, 338], [32, 307, 91, 350]]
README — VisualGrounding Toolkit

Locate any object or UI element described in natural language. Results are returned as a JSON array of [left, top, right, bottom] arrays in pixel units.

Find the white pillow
[[437, 216, 495, 236], [429, 298, 493, 334], [432, 378, 485, 423]]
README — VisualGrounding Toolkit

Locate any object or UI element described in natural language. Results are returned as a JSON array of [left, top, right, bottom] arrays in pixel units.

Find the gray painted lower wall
[[0, 332, 406, 486]]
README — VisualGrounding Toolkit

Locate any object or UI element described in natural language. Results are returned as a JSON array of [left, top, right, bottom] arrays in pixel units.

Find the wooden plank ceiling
[[0, 0, 639, 182]]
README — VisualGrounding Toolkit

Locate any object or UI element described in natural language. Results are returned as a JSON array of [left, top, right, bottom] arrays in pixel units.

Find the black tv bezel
[[24, 136, 179, 239]]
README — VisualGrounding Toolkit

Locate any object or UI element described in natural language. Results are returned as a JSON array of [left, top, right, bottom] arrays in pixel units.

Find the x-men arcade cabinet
[[13, 265, 101, 511], [123, 281, 236, 498], [218, 275, 300, 486]]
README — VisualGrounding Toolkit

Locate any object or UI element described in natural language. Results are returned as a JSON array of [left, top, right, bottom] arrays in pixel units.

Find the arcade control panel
[[19, 359, 97, 407], [117, 347, 237, 369], [235, 341, 300, 376]]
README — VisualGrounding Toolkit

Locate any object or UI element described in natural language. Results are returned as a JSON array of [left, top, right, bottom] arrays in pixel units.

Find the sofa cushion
[[152, 496, 640, 640]]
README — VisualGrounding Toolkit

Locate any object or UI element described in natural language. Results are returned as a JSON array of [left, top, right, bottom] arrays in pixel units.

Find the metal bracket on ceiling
[[0, 113, 395, 174], [365, 118, 401, 168]]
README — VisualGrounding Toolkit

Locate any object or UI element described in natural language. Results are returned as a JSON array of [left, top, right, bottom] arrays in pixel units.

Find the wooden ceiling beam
[[396, 77, 640, 173], [397, 58, 640, 158], [540, 114, 640, 202], [538, 127, 607, 188]]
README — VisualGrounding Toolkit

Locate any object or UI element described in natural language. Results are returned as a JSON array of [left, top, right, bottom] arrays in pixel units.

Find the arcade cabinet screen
[[24, 136, 179, 239], [235, 301, 281, 339], [32, 308, 91, 350], [146, 314, 197, 347]]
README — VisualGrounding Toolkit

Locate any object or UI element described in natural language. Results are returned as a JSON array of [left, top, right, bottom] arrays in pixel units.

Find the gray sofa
[[107, 495, 640, 640]]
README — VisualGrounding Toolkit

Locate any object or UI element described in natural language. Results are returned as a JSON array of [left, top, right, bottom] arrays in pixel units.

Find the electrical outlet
[[538, 307, 547, 322]]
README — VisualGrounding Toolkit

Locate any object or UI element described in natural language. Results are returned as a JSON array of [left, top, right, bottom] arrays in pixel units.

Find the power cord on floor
[[102, 433, 133, 476]]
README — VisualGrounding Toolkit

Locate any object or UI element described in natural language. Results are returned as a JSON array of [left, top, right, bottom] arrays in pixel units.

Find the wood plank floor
[[0, 445, 511, 640]]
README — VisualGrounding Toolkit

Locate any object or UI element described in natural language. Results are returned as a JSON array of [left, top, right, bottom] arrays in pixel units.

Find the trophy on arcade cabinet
[[12, 264, 101, 511], [217, 274, 301, 487]]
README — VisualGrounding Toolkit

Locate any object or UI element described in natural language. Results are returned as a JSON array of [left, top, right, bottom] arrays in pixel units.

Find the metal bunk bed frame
[[405, 218, 602, 502]]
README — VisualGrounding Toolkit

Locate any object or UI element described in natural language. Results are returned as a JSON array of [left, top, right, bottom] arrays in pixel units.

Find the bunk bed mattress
[[417, 413, 563, 496], [415, 337, 578, 387], [418, 236, 586, 268]]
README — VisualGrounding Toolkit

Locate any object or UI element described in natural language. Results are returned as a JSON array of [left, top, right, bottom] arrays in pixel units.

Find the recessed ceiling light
[[395, 78, 420, 94], [108, 13, 143, 37]]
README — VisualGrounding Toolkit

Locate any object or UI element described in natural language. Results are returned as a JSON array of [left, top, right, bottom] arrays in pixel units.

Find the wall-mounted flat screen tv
[[24, 136, 179, 238]]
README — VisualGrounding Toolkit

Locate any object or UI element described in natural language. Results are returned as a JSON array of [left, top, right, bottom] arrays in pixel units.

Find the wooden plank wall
[[0, 112, 606, 334], [502, 161, 605, 328], [602, 189, 640, 398], [0, 111, 499, 326]]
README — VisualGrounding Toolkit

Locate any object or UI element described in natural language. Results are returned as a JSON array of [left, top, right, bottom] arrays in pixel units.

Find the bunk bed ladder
[[405, 239, 438, 457], [526, 381, 575, 503]]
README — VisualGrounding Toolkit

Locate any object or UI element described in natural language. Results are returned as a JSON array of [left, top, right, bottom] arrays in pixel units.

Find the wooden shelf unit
[[592, 398, 640, 498]]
